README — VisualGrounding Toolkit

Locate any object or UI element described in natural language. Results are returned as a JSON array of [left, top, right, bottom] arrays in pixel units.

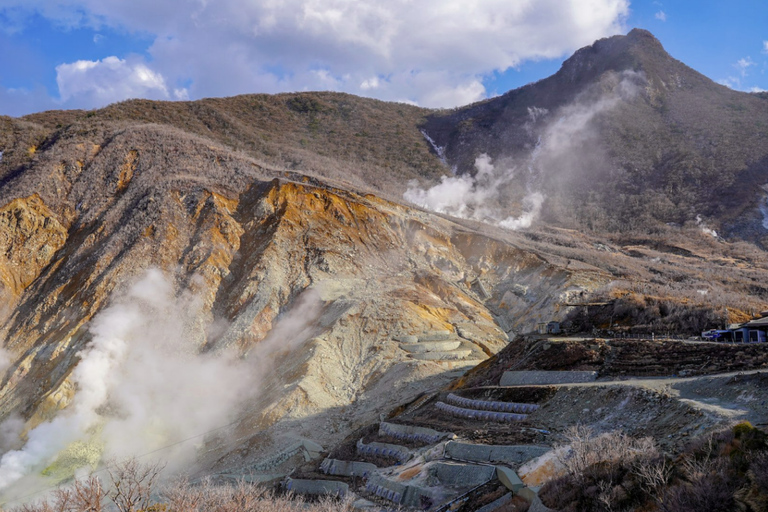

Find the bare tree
[[162, 477, 203, 512], [105, 458, 165, 512], [69, 476, 104, 512], [635, 456, 672, 509]]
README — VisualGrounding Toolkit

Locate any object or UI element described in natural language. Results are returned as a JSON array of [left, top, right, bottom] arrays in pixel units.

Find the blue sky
[[0, 0, 766, 116]]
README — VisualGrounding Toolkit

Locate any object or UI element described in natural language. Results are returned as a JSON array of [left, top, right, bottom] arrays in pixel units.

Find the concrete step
[[400, 340, 462, 353]]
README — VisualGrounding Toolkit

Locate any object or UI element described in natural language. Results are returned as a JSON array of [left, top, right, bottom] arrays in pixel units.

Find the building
[[703, 311, 768, 342]]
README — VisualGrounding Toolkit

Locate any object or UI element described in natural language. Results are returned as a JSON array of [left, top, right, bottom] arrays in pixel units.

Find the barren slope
[[0, 118, 612, 496]]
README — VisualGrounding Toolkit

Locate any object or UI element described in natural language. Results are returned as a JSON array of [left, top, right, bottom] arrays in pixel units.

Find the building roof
[[745, 316, 768, 328]]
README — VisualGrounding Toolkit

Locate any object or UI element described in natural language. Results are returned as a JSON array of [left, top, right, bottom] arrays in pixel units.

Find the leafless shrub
[[68, 476, 104, 512], [161, 476, 204, 512], [105, 458, 165, 512], [557, 425, 657, 477], [750, 451, 768, 491], [8, 476, 104, 512], [635, 456, 672, 495], [158, 477, 354, 512], [662, 460, 736, 512]]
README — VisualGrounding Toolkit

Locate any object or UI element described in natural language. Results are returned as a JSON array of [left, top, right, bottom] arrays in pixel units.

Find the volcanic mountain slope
[[0, 29, 768, 500], [422, 29, 768, 242], [0, 113, 617, 498]]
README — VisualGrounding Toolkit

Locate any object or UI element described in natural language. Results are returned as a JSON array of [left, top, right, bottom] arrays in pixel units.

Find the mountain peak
[[557, 28, 671, 85]]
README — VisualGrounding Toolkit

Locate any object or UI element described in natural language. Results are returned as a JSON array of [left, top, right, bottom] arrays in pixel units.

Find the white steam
[[759, 194, 768, 230], [695, 214, 718, 238], [0, 269, 324, 494], [404, 154, 504, 219], [404, 153, 545, 230], [499, 192, 545, 230], [406, 70, 645, 231]]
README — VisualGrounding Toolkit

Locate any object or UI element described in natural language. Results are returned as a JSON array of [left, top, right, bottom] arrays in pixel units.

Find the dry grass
[[539, 422, 768, 512], [8, 465, 358, 512]]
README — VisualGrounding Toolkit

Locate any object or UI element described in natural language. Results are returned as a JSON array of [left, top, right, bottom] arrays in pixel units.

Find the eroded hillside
[[0, 36, 768, 503], [0, 117, 612, 499], [421, 29, 768, 242]]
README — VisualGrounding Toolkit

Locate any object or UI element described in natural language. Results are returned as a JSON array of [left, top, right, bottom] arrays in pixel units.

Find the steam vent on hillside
[[0, 26, 768, 512]]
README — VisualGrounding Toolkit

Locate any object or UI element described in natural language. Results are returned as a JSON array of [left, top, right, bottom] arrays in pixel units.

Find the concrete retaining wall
[[411, 349, 472, 361], [400, 340, 462, 353], [365, 475, 436, 507], [356, 438, 411, 462], [284, 478, 348, 496], [431, 462, 496, 487], [379, 422, 451, 444], [365, 474, 407, 504], [249, 438, 322, 472], [447, 393, 539, 414], [444, 441, 549, 465], [476, 493, 513, 512], [500, 371, 598, 386], [496, 466, 525, 492], [435, 401, 528, 422], [474, 279, 491, 300], [418, 330, 452, 341], [319, 458, 377, 478]]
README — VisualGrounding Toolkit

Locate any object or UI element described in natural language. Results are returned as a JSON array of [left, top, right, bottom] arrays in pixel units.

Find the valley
[[0, 28, 766, 511]]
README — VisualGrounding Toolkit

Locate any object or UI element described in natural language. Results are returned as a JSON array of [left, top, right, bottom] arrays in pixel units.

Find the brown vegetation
[[423, 29, 768, 242], [8, 459, 355, 512], [539, 422, 768, 512]]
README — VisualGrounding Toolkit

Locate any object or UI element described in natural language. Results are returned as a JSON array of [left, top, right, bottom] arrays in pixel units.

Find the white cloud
[[763, 41, 768, 53], [719, 77, 741, 89], [735, 57, 755, 77], [719, 56, 763, 92], [751, 86, 767, 93], [4, 0, 629, 109], [56, 56, 171, 107], [655, 10, 667, 22]]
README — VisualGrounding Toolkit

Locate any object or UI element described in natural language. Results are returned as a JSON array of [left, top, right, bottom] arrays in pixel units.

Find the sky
[[0, 0, 766, 117]]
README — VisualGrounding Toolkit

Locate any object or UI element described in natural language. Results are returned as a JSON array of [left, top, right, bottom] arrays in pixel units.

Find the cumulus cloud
[[735, 57, 756, 77], [3, 0, 629, 109], [55, 56, 187, 108], [655, 11, 667, 22]]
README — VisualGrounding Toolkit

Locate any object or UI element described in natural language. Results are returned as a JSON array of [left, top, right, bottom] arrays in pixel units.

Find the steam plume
[[0, 269, 323, 497], [406, 70, 645, 231]]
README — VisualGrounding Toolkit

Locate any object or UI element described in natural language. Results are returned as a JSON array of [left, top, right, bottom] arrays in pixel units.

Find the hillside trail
[[502, 368, 768, 427]]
